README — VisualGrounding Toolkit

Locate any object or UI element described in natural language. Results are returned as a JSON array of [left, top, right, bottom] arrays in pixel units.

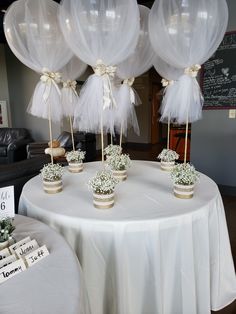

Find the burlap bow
[[40, 68, 61, 102], [93, 59, 117, 110], [184, 64, 201, 78]]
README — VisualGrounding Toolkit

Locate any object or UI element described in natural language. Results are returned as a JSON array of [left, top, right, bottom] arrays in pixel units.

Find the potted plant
[[40, 163, 64, 194], [104, 144, 122, 161], [171, 163, 200, 199], [0, 218, 15, 250], [88, 170, 119, 209], [66, 149, 86, 173], [157, 149, 179, 171], [107, 153, 131, 181]]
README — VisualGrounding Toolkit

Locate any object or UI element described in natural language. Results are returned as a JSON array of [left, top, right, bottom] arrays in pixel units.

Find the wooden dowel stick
[[48, 103, 53, 164], [167, 115, 170, 150], [184, 115, 189, 164], [120, 125, 123, 148], [69, 116, 75, 151], [101, 112, 104, 164]]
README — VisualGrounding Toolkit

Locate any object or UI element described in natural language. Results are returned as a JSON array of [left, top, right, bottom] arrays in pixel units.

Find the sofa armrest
[[8, 138, 32, 151]]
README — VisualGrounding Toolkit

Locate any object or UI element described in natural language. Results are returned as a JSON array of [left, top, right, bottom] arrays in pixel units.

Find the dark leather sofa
[[0, 155, 50, 213], [0, 128, 33, 164], [27, 131, 97, 162]]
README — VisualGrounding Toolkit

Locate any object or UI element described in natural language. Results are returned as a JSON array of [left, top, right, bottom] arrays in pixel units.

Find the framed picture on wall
[[0, 101, 9, 127]]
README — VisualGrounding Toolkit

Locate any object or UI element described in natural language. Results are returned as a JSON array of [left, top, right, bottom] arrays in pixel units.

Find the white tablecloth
[[19, 161, 236, 314], [0, 215, 90, 314]]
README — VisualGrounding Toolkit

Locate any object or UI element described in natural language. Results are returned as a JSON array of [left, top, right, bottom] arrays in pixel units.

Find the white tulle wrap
[[153, 54, 182, 123], [115, 5, 155, 135], [60, 56, 87, 118], [115, 80, 140, 136], [149, 0, 229, 124], [59, 0, 140, 134], [74, 69, 117, 134], [4, 0, 73, 122]]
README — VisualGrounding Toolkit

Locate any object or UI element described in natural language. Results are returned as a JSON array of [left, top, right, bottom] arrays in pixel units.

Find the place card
[[0, 186, 15, 219], [9, 236, 31, 254], [0, 258, 26, 284], [15, 239, 39, 259], [25, 245, 49, 267], [0, 248, 10, 260], [0, 254, 16, 269]]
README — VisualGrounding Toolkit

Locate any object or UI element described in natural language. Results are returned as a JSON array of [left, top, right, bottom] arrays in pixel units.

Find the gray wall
[[191, 0, 236, 187], [5, 47, 61, 141], [0, 44, 11, 126]]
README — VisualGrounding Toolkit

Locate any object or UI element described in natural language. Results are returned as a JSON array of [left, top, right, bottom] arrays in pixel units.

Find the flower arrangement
[[41, 163, 64, 181], [107, 153, 131, 171], [171, 163, 200, 186], [66, 150, 86, 163], [0, 218, 15, 243], [158, 149, 179, 162], [88, 170, 119, 195], [104, 144, 122, 157]]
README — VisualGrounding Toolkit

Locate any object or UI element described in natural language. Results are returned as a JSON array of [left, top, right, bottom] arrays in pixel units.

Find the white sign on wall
[[0, 186, 15, 219]]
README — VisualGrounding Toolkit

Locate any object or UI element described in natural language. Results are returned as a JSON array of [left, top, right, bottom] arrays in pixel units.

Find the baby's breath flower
[[158, 149, 179, 162], [104, 144, 122, 156], [107, 154, 131, 171], [66, 149, 86, 162], [0, 218, 15, 243], [88, 170, 118, 194], [41, 163, 63, 181], [171, 163, 199, 185]]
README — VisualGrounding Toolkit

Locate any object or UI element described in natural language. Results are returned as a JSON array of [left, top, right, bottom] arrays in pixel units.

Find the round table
[[0, 215, 90, 314], [19, 161, 236, 314]]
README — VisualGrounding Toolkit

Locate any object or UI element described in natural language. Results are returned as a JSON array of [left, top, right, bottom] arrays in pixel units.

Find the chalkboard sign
[[201, 31, 236, 109]]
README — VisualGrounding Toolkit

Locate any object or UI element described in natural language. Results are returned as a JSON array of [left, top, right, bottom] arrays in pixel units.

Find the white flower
[[107, 154, 131, 171], [104, 144, 122, 156], [41, 163, 63, 181], [171, 163, 200, 185], [88, 170, 118, 194], [66, 150, 86, 162], [158, 149, 179, 162]]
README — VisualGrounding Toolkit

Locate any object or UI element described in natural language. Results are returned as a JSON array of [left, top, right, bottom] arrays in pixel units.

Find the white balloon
[[4, 0, 73, 122], [117, 5, 155, 79], [59, 0, 140, 67], [149, 0, 228, 124], [115, 5, 155, 136], [59, 0, 140, 134], [153, 55, 182, 82]]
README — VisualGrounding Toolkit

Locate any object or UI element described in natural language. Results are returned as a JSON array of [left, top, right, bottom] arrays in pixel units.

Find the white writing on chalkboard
[[202, 32, 236, 109]]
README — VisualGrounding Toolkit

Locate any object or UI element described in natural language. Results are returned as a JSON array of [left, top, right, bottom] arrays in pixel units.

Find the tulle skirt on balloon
[[61, 88, 79, 117], [115, 84, 140, 136], [27, 80, 63, 122], [160, 75, 203, 124], [73, 74, 116, 134]]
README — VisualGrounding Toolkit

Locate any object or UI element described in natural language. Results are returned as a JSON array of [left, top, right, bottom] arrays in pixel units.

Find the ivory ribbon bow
[[123, 77, 136, 104], [93, 59, 117, 110], [161, 78, 174, 87], [184, 64, 201, 78], [40, 68, 61, 102], [63, 80, 78, 103]]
